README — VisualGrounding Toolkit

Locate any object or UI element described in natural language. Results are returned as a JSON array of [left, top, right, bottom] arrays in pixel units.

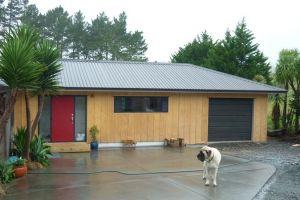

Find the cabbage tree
[[0, 26, 41, 157]]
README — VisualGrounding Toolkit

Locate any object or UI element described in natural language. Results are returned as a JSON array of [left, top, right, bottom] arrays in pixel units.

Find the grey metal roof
[[58, 59, 285, 93], [0, 59, 285, 93]]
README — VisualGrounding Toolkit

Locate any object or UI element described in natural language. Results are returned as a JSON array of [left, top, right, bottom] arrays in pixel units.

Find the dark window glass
[[39, 96, 51, 142], [114, 96, 168, 112], [75, 96, 87, 142]]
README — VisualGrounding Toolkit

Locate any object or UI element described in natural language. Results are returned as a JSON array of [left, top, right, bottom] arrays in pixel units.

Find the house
[[11, 59, 285, 152]]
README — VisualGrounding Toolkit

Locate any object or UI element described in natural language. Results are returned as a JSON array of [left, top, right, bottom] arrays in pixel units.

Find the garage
[[208, 98, 253, 141]]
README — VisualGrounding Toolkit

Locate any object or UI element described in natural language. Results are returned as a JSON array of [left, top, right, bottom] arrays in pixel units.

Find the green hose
[[28, 160, 253, 176]]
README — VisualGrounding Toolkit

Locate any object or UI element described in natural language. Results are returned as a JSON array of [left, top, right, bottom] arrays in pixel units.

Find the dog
[[197, 146, 221, 187]]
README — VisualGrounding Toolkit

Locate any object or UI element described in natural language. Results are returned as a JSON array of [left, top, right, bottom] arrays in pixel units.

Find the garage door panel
[[209, 106, 252, 114], [208, 127, 250, 133], [209, 116, 251, 123], [210, 99, 253, 105], [208, 98, 253, 141], [209, 121, 252, 127]]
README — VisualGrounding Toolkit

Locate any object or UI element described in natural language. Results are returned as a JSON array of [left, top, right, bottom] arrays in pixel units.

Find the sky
[[29, 0, 300, 68]]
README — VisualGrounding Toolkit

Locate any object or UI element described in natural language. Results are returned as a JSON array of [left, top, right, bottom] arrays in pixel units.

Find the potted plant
[[90, 125, 99, 150], [7, 157, 27, 178]]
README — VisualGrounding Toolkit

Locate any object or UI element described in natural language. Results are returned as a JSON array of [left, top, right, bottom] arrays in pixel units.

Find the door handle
[[71, 114, 74, 124]]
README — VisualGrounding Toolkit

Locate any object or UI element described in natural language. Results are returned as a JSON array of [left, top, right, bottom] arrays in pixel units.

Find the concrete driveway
[[4, 147, 275, 200]]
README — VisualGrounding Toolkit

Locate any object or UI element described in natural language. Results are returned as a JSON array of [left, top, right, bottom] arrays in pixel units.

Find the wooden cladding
[[13, 91, 268, 144]]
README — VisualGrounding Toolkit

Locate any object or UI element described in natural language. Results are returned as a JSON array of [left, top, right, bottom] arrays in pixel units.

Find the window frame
[[114, 96, 169, 113], [38, 95, 88, 143]]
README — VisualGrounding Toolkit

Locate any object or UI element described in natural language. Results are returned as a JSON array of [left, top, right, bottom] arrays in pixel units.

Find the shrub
[[89, 125, 99, 142], [30, 136, 52, 167], [0, 161, 13, 184], [6, 156, 25, 167], [11, 127, 26, 157]]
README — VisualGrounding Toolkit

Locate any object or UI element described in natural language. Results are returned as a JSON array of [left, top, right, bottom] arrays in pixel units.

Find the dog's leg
[[203, 162, 207, 180], [205, 168, 210, 186], [212, 168, 218, 187]]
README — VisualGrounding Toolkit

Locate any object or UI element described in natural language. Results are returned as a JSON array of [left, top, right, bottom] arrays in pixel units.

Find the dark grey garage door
[[208, 98, 253, 141]]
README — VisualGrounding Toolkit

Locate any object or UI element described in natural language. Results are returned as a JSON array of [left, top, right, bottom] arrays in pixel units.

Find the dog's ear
[[206, 150, 212, 157]]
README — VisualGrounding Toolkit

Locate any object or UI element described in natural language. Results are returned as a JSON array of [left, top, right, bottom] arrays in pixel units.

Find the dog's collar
[[207, 153, 214, 162]]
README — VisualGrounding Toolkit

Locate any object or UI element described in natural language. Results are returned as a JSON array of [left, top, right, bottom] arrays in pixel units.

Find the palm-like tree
[[275, 49, 300, 133], [0, 26, 41, 157], [31, 40, 61, 135]]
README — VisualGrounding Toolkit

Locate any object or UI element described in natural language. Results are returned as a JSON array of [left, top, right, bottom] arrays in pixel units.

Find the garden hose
[[28, 160, 255, 176]]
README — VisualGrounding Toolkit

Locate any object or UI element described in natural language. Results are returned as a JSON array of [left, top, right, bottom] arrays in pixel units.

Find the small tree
[[30, 40, 61, 136], [89, 125, 99, 142], [0, 26, 41, 158], [275, 49, 300, 133]]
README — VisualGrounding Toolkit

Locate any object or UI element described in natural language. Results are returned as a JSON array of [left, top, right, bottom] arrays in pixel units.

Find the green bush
[[0, 161, 13, 184], [12, 127, 26, 157], [89, 125, 99, 142], [30, 136, 52, 166]]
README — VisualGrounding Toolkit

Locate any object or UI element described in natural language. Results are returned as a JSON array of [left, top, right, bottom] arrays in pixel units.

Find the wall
[[13, 91, 268, 144]]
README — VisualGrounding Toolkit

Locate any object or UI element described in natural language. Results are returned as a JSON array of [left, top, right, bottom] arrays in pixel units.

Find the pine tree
[[43, 6, 71, 57], [205, 19, 271, 82], [5, 0, 28, 31], [68, 11, 88, 59], [171, 31, 214, 66], [0, 0, 6, 39], [90, 12, 112, 60], [21, 4, 42, 30]]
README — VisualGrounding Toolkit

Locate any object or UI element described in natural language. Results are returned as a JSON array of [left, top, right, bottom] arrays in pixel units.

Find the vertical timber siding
[[13, 91, 268, 144]]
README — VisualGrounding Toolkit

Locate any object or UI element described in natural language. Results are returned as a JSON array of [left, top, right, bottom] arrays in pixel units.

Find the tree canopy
[[172, 19, 271, 83], [0, 1, 148, 61], [171, 31, 214, 66]]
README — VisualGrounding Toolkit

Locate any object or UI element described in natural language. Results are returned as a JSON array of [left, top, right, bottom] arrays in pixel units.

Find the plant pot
[[14, 166, 27, 178], [90, 141, 99, 150]]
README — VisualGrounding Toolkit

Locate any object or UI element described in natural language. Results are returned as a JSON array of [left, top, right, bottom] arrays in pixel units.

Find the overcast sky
[[30, 0, 300, 68]]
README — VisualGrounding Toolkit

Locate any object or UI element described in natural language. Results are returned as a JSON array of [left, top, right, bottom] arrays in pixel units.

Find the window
[[39, 96, 51, 142], [114, 96, 168, 112], [74, 96, 87, 142]]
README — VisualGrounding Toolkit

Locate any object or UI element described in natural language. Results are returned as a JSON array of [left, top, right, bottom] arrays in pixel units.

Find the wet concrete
[[4, 147, 275, 200]]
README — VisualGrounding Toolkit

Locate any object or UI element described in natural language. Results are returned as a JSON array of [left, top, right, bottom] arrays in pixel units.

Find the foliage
[[89, 125, 99, 142], [21, 4, 41, 30], [3, 0, 28, 31], [271, 94, 282, 129], [29, 135, 51, 166], [275, 49, 300, 133], [30, 39, 62, 136], [253, 74, 267, 84], [34, 40, 62, 95], [6, 156, 25, 167], [0, 160, 13, 184], [205, 19, 271, 82], [42, 6, 71, 57], [11, 127, 26, 157], [173, 19, 271, 82], [0, 25, 41, 90], [171, 31, 215, 66]]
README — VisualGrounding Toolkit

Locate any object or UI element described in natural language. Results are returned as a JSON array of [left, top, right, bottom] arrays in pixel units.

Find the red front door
[[51, 96, 74, 142]]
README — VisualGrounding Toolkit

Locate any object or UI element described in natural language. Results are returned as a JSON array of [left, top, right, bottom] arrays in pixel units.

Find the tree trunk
[[31, 94, 45, 136], [282, 83, 288, 130], [0, 89, 18, 158], [295, 92, 300, 133], [23, 90, 32, 160]]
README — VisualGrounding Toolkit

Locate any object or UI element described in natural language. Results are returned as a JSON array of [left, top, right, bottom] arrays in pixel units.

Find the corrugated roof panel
[[0, 59, 286, 93], [57, 59, 285, 93]]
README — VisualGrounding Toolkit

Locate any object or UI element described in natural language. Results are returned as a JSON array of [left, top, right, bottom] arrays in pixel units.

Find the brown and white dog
[[197, 146, 221, 187]]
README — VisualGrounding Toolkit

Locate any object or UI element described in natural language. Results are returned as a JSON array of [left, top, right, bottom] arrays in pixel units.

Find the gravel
[[210, 139, 300, 200]]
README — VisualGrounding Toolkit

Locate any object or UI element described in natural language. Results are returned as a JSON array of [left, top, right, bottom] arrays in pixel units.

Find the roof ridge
[[61, 58, 190, 66], [185, 63, 284, 91]]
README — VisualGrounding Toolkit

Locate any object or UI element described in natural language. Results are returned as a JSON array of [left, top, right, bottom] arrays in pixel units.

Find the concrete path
[[4, 147, 275, 200]]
